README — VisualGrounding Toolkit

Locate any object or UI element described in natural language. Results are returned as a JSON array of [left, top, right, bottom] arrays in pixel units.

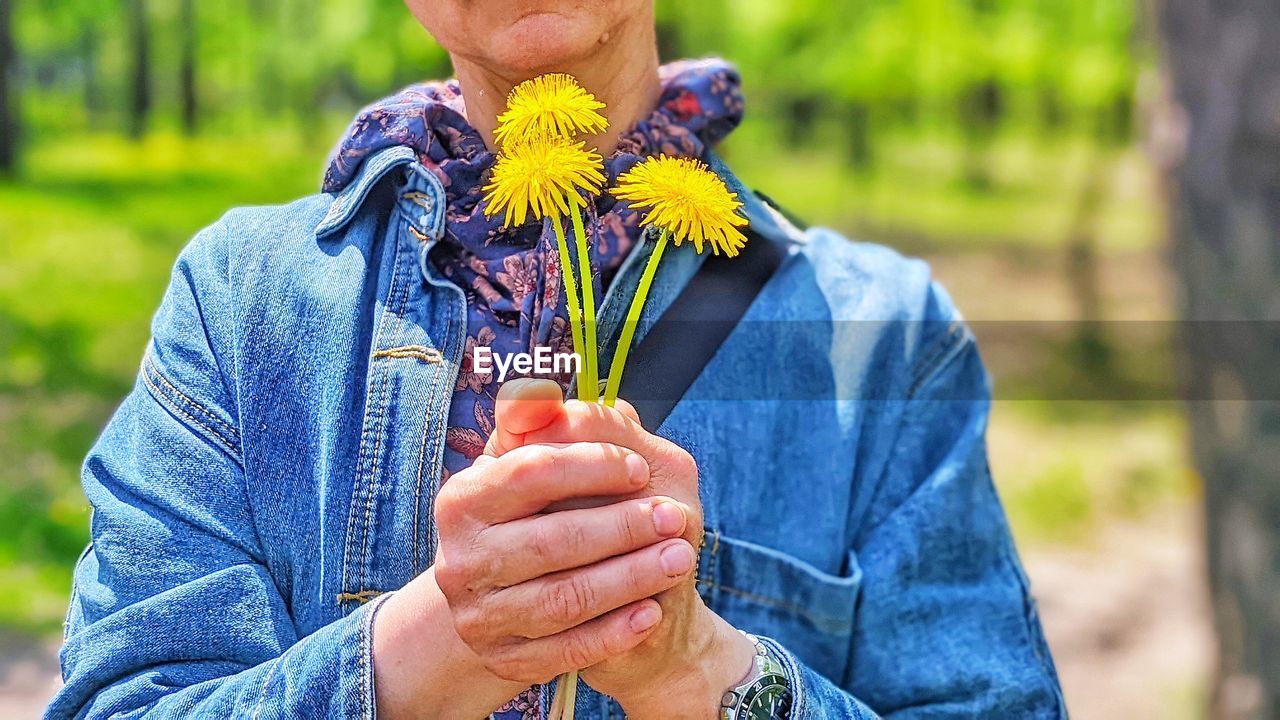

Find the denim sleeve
[[48, 223, 387, 719], [765, 300, 1065, 718]]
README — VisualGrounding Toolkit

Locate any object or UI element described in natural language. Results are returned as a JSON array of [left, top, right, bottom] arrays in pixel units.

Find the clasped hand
[[373, 379, 754, 720]]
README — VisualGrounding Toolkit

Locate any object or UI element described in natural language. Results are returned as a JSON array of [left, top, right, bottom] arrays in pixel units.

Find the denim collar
[[314, 146, 443, 241]]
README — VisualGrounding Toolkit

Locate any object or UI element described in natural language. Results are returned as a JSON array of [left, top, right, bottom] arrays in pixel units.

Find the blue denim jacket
[[50, 147, 1065, 719]]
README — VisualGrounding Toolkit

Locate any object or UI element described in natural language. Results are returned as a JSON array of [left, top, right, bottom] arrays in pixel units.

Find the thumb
[[486, 378, 566, 456]]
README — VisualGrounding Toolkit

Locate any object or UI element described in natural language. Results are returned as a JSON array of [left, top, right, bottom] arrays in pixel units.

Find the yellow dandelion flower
[[482, 134, 605, 228], [493, 74, 608, 149], [612, 155, 748, 256]]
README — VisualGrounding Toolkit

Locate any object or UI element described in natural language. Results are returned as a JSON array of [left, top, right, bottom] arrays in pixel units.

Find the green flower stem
[[549, 668, 579, 720], [564, 670, 580, 720], [569, 209, 599, 403], [603, 229, 670, 407], [550, 214, 587, 396]]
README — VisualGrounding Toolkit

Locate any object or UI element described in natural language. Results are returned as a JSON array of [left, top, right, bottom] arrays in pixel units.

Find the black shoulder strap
[[618, 222, 786, 431]]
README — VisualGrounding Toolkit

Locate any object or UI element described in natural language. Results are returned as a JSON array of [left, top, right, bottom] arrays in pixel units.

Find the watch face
[[738, 676, 792, 720]]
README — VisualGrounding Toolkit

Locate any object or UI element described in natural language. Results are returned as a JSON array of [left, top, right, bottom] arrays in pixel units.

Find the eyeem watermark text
[[473, 346, 581, 382]]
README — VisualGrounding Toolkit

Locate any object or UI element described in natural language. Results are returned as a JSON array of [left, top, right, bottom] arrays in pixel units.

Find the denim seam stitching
[[344, 211, 414, 599], [408, 211, 459, 572], [410, 236, 441, 570], [141, 356, 243, 463], [360, 606, 370, 720], [411, 279, 453, 571], [356, 367, 392, 591], [906, 320, 971, 399], [854, 321, 975, 542], [356, 224, 415, 590], [371, 235, 415, 557], [360, 630, 369, 720], [251, 626, 324, 718], [317, 151, 413, 237], [411, 413, 428, 572], [251, 655, 283, 720], [143, 351, 240, 445], [62, 542, 94, 642], [359, 595, 392, 720], [342, 225, 405, 602], [422, 261, 468, 570], [995, 521, 1068, 717], [143, 351, 242, 448]]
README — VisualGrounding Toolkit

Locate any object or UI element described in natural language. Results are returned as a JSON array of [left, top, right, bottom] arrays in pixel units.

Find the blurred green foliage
[[7, 0, 1143, 153], [0, 0, 1183, 636]]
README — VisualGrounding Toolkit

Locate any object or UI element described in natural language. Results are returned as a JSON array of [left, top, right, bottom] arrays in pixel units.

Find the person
[[49, 1, 1066, 718]]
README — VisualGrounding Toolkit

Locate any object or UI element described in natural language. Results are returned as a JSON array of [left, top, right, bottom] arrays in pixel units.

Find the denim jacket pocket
[[697, 531, 861, 681]]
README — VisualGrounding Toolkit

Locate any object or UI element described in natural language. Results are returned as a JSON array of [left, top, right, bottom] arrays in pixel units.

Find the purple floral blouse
[[323, 58, 744, 718]]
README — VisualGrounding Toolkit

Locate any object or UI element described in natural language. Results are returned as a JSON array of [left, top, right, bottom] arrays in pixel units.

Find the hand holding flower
[[373, 376, 701, 720], [485, 380, 758, 719]]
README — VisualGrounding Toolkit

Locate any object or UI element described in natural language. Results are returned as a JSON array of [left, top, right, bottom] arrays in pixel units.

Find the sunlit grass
[[990, 401, 1192, 546]]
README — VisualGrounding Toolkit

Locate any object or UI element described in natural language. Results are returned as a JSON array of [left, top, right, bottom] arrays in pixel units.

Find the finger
[[488, 538, 696, 639], [490, 599, 663, 683], [482, 497, 689, 584], [501, 402, 704, 545], [446, 442, 650, 523], [522, 400, 657, 455], [611, 397, 642, 424], [521, 401, 696, 490], [486, 378, 566, 457]]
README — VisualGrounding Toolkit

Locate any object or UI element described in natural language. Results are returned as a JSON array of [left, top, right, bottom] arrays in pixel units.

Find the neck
[[450, 20, 662, 156]]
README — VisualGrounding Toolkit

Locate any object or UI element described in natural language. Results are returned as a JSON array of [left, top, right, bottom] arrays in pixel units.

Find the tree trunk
[[1156, 2, 1280, 718], [845, 102, 872, 170], [127, 0, 151, 139], [179, 0, 197, 135], [81, 21, 100, 115], [0, 0, 17, 175], [1063, 151, 1112, 376], [958, 78, 1004, 191], [786, 96, 820, 147]]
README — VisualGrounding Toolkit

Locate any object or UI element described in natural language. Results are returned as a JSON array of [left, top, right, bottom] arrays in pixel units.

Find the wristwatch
[[719, 633, 793, 719]]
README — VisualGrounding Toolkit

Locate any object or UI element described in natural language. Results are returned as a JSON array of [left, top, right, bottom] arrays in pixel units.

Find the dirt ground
[[0, 630, 60, 718], [1029, 504, 1214, 719]]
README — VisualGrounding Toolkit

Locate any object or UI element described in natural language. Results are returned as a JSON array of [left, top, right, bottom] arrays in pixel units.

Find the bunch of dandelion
[[482, 74, 609, 720], [604, 155, 749, 406], [483, 73, 608, 404]]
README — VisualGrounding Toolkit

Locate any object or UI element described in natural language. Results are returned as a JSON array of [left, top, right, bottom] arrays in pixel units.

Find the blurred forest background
[[0, 0, 1212, 717]]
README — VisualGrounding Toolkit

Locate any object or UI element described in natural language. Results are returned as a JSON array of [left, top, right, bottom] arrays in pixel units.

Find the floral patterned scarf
[[324, 58, 743, 718]]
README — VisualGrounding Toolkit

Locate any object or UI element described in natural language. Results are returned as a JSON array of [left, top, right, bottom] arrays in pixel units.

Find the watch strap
[[719, 633, 792, 719]]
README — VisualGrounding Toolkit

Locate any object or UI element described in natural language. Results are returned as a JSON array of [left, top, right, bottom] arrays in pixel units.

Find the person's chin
[[489, 12, 603, 74]]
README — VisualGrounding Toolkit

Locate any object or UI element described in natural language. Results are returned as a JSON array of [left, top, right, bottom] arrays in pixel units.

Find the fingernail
[[651, 501, 686, 537], [625, 453, 649, 486], [659, 543, 694, 576], [629, 604, 661, 633]]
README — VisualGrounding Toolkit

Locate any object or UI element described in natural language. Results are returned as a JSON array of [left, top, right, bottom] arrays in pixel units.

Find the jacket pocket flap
[[698, 531, 861, 678]]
